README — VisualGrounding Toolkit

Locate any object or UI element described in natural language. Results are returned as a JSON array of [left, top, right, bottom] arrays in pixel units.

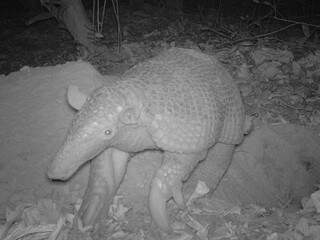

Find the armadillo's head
[[47, 85, 140, 180]]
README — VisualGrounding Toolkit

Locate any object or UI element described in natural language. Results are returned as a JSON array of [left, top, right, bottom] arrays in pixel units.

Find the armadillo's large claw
[[149, 176, 185, 232]]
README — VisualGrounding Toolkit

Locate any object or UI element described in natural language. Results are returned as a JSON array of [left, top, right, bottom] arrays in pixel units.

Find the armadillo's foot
[[78, 153, 114, 227], [78, 148, 129, 228], [149, 151, 207, 232], [149, 172, 183, 232], [78, 190, 109, 227]]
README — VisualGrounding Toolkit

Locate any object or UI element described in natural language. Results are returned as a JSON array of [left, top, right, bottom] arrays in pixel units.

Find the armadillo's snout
[[47, 167, 69, 181], [47, 147, 82, 181], [47, 137, 105, 181], [47, 155, 74, 181]]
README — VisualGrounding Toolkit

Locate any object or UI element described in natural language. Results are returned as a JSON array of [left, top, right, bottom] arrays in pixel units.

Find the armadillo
[[47, 48, 245, 232]]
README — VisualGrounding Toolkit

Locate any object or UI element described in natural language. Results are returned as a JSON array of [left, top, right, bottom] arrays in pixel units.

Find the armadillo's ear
[[119, 107, 140, 125], [67, 85, 88, 110]]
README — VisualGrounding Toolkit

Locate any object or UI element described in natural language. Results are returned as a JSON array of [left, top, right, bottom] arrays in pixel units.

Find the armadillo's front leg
[[78, 148, 129, 227], [149, 151, 208, 232]]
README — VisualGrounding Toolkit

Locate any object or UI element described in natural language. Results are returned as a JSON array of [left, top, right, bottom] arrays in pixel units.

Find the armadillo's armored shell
[[121, 48, 245, 153]]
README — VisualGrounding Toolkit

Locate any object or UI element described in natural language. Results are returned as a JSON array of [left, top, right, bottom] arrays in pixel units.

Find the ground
[[0, 2, 320, 240]]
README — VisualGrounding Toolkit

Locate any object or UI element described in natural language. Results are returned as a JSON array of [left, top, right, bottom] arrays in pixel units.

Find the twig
[[111, 0, 121, 53], [274, 16, 320, 28], [92, 0, 107, 35], [200, 27, 232, 40], [217, 23, 297, 48], [96, 0, 99, 32], [92, 0, 95, 33], [101, 0, 107, 32]]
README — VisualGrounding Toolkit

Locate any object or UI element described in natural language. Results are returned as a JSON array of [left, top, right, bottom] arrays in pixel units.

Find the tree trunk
[[41, 0, 97, 52]]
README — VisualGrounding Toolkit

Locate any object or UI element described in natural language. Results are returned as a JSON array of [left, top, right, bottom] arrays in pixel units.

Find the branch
[[217, 23, 297, 48], [274, 16, 320, 28]]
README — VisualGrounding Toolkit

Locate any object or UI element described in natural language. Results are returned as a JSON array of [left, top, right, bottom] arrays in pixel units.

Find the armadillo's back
[[122, 48, 245, 153]]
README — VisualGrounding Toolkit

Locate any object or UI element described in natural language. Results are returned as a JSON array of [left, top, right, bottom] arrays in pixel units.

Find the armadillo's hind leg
[[149, 150, 208, 232], [194, 143, 235, 195], [78, 148, 129, 228]]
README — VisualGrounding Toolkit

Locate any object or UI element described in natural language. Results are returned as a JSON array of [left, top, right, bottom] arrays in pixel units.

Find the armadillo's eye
[[104, 129, 112, 135]]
